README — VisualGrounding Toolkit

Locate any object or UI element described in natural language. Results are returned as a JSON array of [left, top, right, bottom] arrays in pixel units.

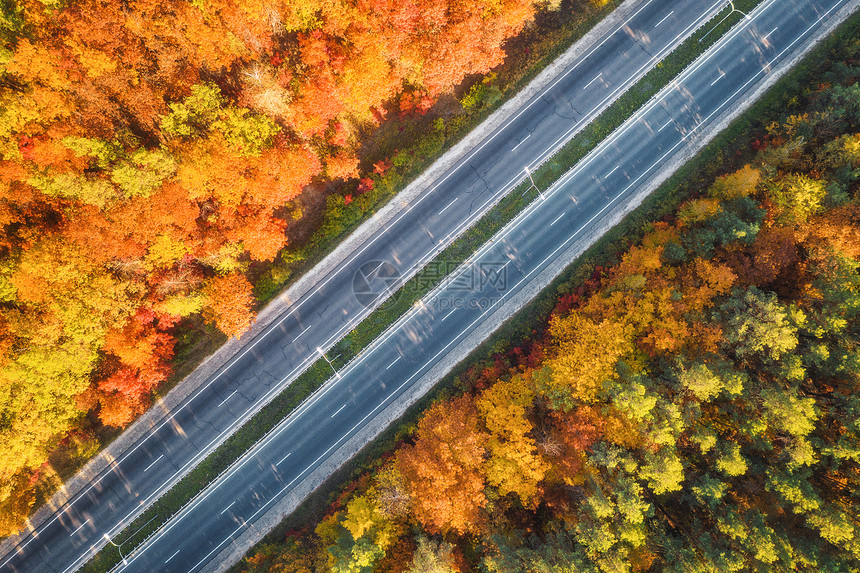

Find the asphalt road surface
[[0, 2, 734, 572], [91, 0, 852, 571]]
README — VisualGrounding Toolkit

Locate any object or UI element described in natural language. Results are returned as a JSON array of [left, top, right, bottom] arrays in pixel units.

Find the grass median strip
[[83, 3, 762, 571]]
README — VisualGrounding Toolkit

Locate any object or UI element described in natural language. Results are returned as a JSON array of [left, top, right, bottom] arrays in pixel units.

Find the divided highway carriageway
[[3, 0, 848, 571]]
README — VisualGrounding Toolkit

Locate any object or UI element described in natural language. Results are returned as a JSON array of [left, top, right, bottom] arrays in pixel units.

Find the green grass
[[83, 2, 773, 570]]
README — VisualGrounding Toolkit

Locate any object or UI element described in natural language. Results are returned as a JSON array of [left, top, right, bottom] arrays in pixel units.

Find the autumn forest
[[0, 0, 580, 534]]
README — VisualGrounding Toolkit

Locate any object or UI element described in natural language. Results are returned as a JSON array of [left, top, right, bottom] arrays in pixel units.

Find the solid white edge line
[[538, 0, 776, 197], [386, 0, 728, 290], [307, 0, 820, 415], [188, 523, 244, 573], [543, 0, 657, 94], [528, 0, 727, 170]]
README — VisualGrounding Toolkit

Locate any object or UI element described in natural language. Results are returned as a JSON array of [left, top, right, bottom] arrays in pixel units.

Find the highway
[[90, 0, 854, 571], [0, 2, 732, 572]]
